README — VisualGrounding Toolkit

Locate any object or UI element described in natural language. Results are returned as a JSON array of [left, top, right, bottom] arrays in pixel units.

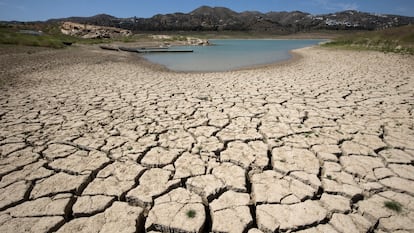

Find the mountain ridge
[[39, 6, 414, 33]]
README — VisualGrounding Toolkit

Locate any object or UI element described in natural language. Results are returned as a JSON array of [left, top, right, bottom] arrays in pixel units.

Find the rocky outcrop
[[186, 37, 211, 46], [61, 21, 132, 39]]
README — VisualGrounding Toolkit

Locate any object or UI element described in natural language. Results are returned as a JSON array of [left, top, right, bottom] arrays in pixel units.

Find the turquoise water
[[143, 39, 324, 72]]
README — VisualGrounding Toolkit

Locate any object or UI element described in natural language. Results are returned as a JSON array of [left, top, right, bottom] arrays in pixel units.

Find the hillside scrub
[[0, 23, 133, 48], [322, 25, 414, 54]]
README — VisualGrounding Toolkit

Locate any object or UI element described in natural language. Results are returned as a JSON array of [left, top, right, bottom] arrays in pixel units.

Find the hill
[[43, 6, 414, 33]]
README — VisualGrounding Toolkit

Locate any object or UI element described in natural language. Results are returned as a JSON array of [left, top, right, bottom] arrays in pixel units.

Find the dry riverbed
[[0, 44, 413, 232]]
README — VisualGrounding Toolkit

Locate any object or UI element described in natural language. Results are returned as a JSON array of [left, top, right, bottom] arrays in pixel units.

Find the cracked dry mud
[[0, 45, 413, 233]]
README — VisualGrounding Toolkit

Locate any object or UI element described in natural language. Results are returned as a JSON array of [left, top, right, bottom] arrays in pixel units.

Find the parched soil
[[0, 44, 413, 233]]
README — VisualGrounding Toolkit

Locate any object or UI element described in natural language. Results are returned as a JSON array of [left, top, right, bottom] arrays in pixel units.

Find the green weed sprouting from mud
[[384, 201, 402, 213], [186, 209, 196, 218]]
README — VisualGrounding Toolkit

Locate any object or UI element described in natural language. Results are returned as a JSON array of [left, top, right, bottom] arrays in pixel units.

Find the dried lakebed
[[0, 46, 413, 233]]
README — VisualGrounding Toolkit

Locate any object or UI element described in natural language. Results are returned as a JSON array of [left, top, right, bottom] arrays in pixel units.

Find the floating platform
[[137, 49, 193, 53], [117, 46, 192, 53], [139, 47, 169, 50], [118, 46, 137, 52], [118, 46, 168, 52]]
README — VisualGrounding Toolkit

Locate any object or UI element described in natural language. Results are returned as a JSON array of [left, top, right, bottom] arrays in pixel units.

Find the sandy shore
[[0, 44, 413, 233]]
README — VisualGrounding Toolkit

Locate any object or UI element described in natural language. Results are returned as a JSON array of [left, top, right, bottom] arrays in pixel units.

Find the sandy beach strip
[[0, 44, 413, 233]]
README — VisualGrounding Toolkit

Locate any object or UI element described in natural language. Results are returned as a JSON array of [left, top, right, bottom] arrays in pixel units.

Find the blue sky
[[1, 0, 413, 21]]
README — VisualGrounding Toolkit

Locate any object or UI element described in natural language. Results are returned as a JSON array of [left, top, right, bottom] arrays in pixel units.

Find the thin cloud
[[15, 5, 26, 11], [0, 1, 26, 11], [313, 0, 358, 12], [338, 3, 358, 11], [395, 7, 408, 14]]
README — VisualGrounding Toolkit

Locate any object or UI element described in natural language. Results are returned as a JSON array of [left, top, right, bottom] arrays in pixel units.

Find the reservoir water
[[143, 39, 324, 72]]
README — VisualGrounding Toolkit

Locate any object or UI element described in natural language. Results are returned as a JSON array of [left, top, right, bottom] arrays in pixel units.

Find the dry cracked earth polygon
[[0, 47, 413, 232]]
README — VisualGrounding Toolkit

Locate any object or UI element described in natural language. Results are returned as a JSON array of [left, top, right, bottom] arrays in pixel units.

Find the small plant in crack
[[326, 175, 333, 180], [335, 129, 343, 135], [186, 209, 196, 218], [303, 132, 313, 138], [198, 96, 209, 101], [127, 146, 133, 150], [384, 201, 402, 213]]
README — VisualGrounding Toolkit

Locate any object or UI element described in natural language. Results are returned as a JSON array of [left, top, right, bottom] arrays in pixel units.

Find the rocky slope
[[60, 22, 132, 39]]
